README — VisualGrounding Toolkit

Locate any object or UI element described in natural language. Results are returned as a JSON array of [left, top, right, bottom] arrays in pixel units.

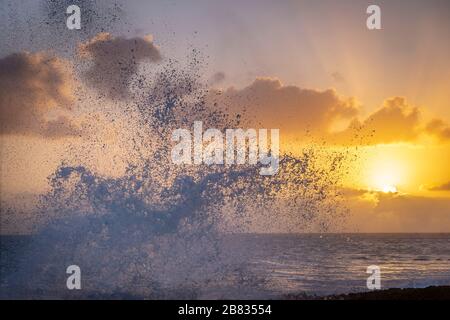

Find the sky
[[1, 0, 450, 233]]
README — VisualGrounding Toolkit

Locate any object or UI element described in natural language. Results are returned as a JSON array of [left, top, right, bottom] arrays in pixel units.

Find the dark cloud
[[78, 33, 162, 99], [208, 77, 359, 136], [0, 52, 80, 138]]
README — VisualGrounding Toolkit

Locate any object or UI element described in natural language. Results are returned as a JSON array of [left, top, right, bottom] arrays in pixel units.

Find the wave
[[2, 55, 355, 299]]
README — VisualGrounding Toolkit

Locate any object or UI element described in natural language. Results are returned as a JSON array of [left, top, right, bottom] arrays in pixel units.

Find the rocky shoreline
[[285, 286, 450, 300]]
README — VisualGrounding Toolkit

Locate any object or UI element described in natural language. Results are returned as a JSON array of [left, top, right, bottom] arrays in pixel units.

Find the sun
[[381, 184, 397, 193], [372, 168, 400, 193], [366, 154, 405, 193]]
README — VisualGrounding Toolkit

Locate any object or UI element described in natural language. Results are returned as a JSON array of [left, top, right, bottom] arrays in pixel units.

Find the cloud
[[369, 194, 450, 232], [345, 191, 450, 232], [0, 52, 80, 138], [335, 97, 421, 144], [208, 77, 359, 136], [209, 78, 450, 145], [425, 118, 450, 141], [428, 181, 450, 191], [336, 97, 450, 145], [78, 33, 162, 99]]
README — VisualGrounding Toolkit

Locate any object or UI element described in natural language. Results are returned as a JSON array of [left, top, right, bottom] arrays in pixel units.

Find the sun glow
[[381, 184, 397, 193], [372, 167, 400, 193], [366, 151, 406, 193]]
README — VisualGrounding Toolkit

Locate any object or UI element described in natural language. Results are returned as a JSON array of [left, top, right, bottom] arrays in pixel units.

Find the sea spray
[[1, 50, 356, 299]]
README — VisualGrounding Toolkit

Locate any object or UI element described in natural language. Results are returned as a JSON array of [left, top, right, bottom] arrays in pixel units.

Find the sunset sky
[[1, 0, 450, 233]]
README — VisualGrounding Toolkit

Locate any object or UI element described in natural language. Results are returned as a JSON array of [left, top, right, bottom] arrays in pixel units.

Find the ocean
[[1, 233, 449, 299]]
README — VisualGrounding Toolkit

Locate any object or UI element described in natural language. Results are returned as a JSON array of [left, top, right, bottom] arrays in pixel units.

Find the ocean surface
[[1, 233, 449, 299]]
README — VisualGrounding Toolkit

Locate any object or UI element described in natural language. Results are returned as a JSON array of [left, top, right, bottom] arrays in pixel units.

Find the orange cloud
[[338, 97, 450, 145], [334, 97, 421, 144], [211, 79, 450, 145], [428, 181, 450, 191], [425, 118, 450, 141], [345, 191, 450, 232], [0, 52, 80, 138]]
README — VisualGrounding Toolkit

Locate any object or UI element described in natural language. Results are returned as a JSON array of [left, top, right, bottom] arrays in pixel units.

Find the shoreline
[[2, 286, 450, 300], [285, 286, 450, 300]]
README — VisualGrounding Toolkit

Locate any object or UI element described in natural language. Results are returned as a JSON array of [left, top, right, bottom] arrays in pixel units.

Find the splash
[[1, 49, 356, 299]]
